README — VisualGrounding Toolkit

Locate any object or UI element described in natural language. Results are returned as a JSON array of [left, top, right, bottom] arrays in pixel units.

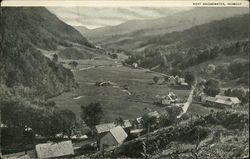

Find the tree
[[166, 106, 183, 124], [203, 79, 220, 97], [153, 76, 159, 84], [141, 114, 157, 131], [159, 114, 172, 127], [52, 54, 58, 63], [164, 76, 169, 82], [231, 88, 246, 102], [80, 103, 103, 136], [115, 117, 124, 126], [185, 72, 195, 86], [57, 109, 76, 138], [69, 61, 78, 69], [224, 88, 232, 96]]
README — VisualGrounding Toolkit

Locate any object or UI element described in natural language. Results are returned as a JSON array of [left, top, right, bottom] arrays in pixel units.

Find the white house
[[169, 76, 176, 85], [132, 63, 138, 68]]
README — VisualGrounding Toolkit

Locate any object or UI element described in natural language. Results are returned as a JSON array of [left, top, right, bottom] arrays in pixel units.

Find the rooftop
[[95, 120, 132, 134], [110, 126, 128, 144]]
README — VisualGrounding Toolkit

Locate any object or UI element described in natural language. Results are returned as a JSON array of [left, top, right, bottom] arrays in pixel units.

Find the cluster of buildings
[[155, 92, 179, 106], [196, 93, 241, 109], [95, 110, 161, 150], [168, 75, 188, 86]]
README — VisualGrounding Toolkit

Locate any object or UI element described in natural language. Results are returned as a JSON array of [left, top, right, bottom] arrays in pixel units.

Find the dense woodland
[[124, 14, 249, 86], [0, 8, 93, 153]]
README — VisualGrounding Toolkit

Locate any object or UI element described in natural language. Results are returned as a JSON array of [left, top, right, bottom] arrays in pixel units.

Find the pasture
[[51, 57, 190, 122]]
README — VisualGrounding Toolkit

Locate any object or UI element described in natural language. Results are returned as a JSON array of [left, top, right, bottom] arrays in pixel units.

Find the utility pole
[[145, 122, 150, 159]]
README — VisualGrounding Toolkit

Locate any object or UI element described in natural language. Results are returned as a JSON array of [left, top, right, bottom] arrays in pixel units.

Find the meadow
[[50, 57, 190, 122]]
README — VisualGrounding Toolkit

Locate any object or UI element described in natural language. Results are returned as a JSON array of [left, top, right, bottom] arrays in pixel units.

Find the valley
[[50, 55, 191, 122], [1, 6, 249, 158]]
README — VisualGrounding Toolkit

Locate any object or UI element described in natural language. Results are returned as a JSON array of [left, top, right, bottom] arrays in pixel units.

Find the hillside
[[124, 14, 249, 86], [82, 7, 249, 51], [0, 7, 96, 99]]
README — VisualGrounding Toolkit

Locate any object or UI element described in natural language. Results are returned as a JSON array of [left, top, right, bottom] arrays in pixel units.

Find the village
[[2, 64, 246, 159]]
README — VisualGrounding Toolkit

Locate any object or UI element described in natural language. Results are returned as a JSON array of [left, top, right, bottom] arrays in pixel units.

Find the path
[[177, 80, 197, 118]]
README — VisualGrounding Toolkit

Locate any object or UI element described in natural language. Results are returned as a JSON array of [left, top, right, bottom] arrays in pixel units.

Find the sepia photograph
[[0, 0, 249, 158]]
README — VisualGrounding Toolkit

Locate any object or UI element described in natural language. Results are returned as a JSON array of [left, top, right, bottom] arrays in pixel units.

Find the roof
[[136, 117, 142, 123], [215, 98, 232, 106], [110, 126, 128, 144], [130, 129, 143, 134], [206, 96, 216, 102], [216, 95, 241, 104], [96, 123, 115, 134], [148, 111, 160, 118], [95, 120, 132, 134], [35, 140, 74, 158], [206, 95, 241, 106], [169, 76, 175, 79]]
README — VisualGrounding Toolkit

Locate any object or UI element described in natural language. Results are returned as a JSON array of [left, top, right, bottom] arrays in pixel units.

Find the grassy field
[[50, 56, 190, 123]]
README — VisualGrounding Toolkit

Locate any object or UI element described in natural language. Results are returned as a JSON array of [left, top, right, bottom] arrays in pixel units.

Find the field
[[50, 56, 190, 123]]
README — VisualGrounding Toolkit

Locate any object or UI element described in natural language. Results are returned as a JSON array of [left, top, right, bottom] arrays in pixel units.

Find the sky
[[47, 7, 191, 29]]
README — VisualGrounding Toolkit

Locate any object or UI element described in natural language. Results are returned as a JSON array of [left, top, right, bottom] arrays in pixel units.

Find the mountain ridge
[[80, 7, 249, 51]]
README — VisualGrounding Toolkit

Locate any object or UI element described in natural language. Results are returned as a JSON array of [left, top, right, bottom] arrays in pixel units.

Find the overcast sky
[[47, 7, 191, 29]]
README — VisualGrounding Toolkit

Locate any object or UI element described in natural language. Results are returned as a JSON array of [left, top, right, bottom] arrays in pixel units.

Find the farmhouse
[[204, 95, 241, 108], [132, 117, 143, 129], [98, 126, 128, 150], [155, 92, 178, 106], [169, 76, 176, 85], [95, 120, 132, 135]]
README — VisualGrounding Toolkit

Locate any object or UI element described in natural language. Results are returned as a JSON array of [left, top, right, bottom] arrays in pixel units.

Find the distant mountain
[[83, 7, 249, 51], [124, 14, 249, 86], [0, 7, 97, 99]]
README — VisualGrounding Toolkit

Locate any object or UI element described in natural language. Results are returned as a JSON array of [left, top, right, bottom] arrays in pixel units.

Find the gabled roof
[[206, 96, 216, 102], [136, 117, 142, 123], [169, 76, 175, 79], [96, 123, 115, 134], [230, 97, 241, 104], [215, 95, 241, 104], [95, 120, 132, 134], [110, 126, 128, 144], [35, 140, 74, 158]]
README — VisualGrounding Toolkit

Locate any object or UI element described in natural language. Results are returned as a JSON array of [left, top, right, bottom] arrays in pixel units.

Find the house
[[195, 92, 207, 103], [132, 117, 143, 129], [132, 63, 138, 68], [155, 92, 178, 106], [204, 95, 241, 108], [35, 140, 74, 158], [215, 95, 241, 107], [177, 77, 185, 84], [99, 126, 128, 150], [95, 120, 132, 136], [174, 75, 180, 83], [169, 76, 176, 85]]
